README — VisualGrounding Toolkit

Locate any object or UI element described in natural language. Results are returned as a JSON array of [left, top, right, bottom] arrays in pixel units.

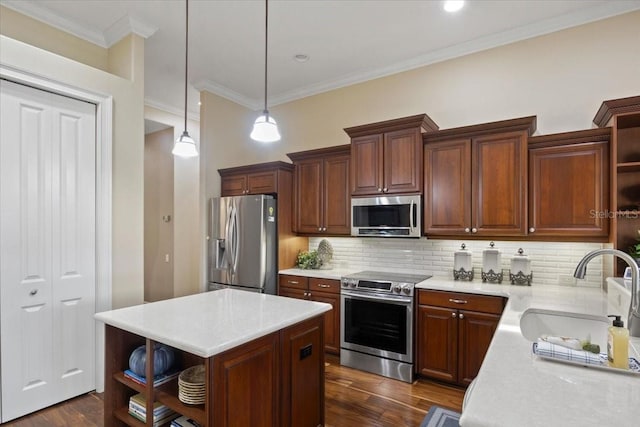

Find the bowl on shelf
[[178, 365, 206, 405]]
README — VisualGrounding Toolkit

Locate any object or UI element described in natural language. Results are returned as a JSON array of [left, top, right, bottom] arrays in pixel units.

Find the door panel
[[458, 310, 500, 386], [323, 155, 350, 234], [417, 305, 457, 382], [296, 159, 323, 233], [351, 134, 383, 195], [233, 195, 269, 289], [384, 128, 422, 194], [0, 80, 96, 421]]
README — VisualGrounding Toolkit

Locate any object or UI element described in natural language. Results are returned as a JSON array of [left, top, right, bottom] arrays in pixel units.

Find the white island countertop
[[416, 277, 639, 427], [95, 289, 331, 358]]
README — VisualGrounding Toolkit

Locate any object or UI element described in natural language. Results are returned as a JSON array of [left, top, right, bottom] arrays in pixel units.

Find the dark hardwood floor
[[2, 355, 464, 427]]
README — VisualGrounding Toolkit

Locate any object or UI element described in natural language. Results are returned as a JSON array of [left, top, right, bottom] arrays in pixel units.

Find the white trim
[[1, 0, 108, 47], [103, 14, 158, 47], [0, 64, 113, 393], [145, 97, 200, 122], [192, 79, 260, 110]]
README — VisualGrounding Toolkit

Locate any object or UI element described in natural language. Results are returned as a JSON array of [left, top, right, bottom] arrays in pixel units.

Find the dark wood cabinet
[[279, 274, 341, 355], [423, 117, 536, 237], [417, 290, 504, 386], [528, 128, 610, 240], [218, 161, 307, 270], [345, 114, 438, 196], [288, 145, 351, 235], [593, 96, 640, 275], [104, 315, 324, 427]]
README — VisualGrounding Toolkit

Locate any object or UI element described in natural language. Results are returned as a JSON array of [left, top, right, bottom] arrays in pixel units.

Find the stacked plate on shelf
[[178, 364, 206, 405]]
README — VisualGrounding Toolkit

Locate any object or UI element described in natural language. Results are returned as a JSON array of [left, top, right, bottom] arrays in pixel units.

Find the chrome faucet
[[574, 249, 640, 338]]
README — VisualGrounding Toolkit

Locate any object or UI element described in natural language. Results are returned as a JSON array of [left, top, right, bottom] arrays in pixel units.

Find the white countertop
[[279, 267, 358, 280], [417, 278, 638, 427], [94, 289, 331, 358], [280, 269, 637, 426]]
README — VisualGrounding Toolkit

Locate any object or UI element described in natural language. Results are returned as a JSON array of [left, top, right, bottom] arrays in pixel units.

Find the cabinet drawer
[[309, 278, 340, 294], [418, 290, 504, 314], [279, 274, 309, 291]]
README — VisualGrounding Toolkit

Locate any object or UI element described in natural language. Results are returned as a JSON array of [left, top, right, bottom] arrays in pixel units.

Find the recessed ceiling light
[[443, 0, 465, 13], [293, 54, 309, 63]]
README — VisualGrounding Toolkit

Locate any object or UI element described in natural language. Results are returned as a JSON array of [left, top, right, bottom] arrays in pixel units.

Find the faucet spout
[[573, 249, 640, 338]]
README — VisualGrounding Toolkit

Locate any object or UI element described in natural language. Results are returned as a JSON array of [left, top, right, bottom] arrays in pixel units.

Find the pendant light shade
[[251, 0, 281, 143], [173, 0, 199, 158], [250, 111, 281, 143]]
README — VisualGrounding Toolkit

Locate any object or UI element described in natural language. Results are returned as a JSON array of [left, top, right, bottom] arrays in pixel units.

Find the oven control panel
[[340, 271, 431, 298]]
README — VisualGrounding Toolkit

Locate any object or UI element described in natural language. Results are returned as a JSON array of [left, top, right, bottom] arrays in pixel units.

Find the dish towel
[[532, 340, 605, 366]]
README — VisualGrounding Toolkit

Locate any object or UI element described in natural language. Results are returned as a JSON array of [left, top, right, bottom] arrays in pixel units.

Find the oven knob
[[401, 284, 412, 295], [350, 280, 357, 288], [392, 285, 402, 293], [341, 280, 348, 288]]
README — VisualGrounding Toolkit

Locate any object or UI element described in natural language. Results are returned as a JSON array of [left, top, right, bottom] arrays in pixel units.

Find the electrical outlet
[[558, 274, 576, 286]]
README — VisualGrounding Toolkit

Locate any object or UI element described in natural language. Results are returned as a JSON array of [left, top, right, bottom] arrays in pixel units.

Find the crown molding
[[266, 1, 640, 107], [193, 79, 260, 110], [2, 0, 108, 47], [2, 0, 157, 48], [144, 97, 200, 123], [104, 15, 157, 46]]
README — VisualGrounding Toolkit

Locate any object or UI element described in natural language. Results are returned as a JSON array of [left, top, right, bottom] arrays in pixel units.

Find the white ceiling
[[3, 0, 639, 118]]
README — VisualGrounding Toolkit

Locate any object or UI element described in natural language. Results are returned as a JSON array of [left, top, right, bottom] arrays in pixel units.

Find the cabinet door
[[383, 128, 423, 194], [295, 158, 324, 234], [309, 288, 340, 355], [424, 139, 472, 235], [473, 131, 527, 236], [457, 310, 500, 386], [323, 154, 351, 234], [351, 134, 383, 196], [280, 316, 324, 427], [416, 305, 458, 382], [212, 332, 280, 427], [529, 141, 609, 237], [247, 171, 277, 194], [221, 174, 247, 196]]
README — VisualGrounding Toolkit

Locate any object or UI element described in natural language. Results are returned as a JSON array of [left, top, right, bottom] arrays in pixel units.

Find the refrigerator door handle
[[225, 202, 234, 274], [231, 203, 240, 273]]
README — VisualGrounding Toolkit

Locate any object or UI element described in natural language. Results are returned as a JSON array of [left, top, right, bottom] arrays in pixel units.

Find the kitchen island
[[95, 289, 331, 427]]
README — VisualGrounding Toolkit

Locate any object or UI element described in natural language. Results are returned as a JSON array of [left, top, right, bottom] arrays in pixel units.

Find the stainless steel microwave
[[351, 195, 421, 238]]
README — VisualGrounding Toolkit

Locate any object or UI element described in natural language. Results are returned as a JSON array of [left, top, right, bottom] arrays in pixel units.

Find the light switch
[[165, 254, 170, 263]]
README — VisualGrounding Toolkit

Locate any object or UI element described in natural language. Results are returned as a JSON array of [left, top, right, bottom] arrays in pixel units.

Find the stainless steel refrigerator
[[208, 195, 277, 294]]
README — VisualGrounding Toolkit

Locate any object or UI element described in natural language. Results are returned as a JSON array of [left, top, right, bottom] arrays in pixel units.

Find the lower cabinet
[[417, 290, 504, 386], [104, 316, 324, 427], [279, 274, 341, 355]]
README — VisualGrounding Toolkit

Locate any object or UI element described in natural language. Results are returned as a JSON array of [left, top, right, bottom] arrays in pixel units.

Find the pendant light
[[172, 0, 199, 157], [250, 0, 281, 143]]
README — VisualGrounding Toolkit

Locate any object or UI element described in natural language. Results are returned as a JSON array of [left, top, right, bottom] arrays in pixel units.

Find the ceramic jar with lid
[[453, 243, 473, 281], [482, 242, 503, 283], [509, 248, 533, 285]]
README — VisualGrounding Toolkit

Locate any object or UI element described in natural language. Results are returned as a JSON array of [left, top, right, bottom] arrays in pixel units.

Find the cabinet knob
[[29, 289, 38, 296], [383, 188, 388, 193], [451, 312, 456, 318], [318, 227, 322, 232], [471, 228, 478, 233], [322, 227, 327, 232], [459, 313, 464, 319], [529, 227, 535, 233], [377, 187, 382, 192], [464, 227, 470, 233]]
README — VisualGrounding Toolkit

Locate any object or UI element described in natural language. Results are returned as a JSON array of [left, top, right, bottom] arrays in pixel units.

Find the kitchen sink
[[519, 308, 609, 349]]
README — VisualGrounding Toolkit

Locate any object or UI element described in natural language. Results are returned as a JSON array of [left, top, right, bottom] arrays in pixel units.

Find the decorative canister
[[453, 243, 473, 281], [482, 242, 503, 283], [509, 248, 533, 285]]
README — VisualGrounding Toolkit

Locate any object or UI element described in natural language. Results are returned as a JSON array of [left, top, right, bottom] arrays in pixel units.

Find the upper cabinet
[[344, 114, 439, 196], [219, 162, 293, 196], [287, 145, 351, 235], [423, 117, 536, 237], [528, 128, 610, 240], [593, 96, 640, 275]]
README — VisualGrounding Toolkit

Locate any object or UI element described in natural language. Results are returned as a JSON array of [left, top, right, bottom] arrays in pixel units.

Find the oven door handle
[[341, 291, 412, 305]]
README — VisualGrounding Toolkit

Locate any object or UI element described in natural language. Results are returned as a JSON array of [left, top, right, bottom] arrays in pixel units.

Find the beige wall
[[201, 11, 640, 201], [0, 33, 145, 309], [144, 128, 175, 302], [0, 5, 108, 71], [144, 106, 202, 296]]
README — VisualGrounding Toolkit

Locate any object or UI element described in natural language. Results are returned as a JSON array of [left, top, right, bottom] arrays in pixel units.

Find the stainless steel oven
[[340, 271, 431, 382]]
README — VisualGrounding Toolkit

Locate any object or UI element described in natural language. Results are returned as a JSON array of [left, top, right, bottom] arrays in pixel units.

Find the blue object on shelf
[[128, 343, 175, 377]]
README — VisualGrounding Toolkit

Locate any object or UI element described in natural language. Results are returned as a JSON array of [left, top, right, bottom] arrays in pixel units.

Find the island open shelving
[[97, 289, 331, 427]]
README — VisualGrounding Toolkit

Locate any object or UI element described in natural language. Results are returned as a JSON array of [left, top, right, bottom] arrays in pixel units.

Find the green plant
[[629, 230, 640, 259], [296, 250, 322, 269]]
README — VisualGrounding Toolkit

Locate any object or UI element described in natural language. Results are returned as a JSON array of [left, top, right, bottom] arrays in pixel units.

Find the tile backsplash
[[308, 237, 607, 288]]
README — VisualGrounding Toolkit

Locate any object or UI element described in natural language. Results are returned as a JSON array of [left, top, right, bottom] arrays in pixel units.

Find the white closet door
[[0, 79, 96, 422]]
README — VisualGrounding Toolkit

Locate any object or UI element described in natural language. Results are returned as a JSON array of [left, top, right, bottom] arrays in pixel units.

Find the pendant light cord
[[183, 0, 189, 133], [263, 0, 268, 115]]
